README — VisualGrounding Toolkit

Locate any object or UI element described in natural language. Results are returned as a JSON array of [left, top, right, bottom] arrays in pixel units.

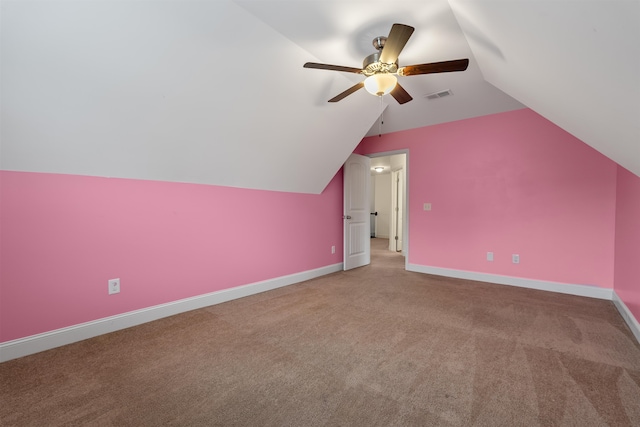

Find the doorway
[[368, 152, 408, 262]]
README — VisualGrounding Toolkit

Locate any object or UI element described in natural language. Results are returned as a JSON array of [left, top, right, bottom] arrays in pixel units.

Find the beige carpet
[[2, 238, 640, 426]]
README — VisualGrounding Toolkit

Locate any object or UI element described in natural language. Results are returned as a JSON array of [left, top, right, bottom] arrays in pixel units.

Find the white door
[[343, 153, 371, 270]]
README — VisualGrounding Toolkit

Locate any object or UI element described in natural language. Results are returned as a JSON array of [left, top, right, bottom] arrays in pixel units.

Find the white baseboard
[[612, 292, 640, 344], [407, 264, 614, 300], [0, 263, 343, 363], [3, 262, 637, 362]]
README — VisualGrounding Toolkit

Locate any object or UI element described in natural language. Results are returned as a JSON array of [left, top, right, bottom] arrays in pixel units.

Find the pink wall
[[356, 109, 618, 288], [0, 171, 344, 342], [614, 166, 640, 321]]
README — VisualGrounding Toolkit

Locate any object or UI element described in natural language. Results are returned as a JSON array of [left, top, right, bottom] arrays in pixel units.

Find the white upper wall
[[0, 1, 381, 194]]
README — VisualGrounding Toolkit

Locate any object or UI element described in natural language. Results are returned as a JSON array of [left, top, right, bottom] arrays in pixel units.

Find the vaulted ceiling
[[1, 1, 638, 194]]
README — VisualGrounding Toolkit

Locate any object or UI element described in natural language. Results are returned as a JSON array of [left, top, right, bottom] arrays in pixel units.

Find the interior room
[[1, 0, 639, 425]]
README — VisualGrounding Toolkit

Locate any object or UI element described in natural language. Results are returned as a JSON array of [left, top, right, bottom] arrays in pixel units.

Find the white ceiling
[[236, 0, 525, 138], [1, 1, 638, 194]]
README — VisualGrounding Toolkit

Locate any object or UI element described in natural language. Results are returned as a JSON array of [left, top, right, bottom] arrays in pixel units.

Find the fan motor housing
[[363, 52, 398, 76]]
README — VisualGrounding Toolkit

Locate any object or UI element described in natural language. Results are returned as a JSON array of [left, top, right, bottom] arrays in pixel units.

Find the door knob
[[343, 215, 352, 219]]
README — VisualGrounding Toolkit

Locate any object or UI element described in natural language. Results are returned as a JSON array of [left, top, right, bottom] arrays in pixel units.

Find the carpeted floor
[[2, 238, 640, 426]]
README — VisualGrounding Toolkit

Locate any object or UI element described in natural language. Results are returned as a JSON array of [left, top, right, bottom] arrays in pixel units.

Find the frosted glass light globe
[[364, 74, 397, 96]]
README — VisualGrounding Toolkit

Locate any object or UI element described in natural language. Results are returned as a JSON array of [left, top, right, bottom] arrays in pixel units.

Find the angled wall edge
[[612, 292, 640, 344]]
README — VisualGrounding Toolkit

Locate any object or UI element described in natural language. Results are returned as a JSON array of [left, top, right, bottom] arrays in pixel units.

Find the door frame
[[366, 150, 409, 269], [391, 168, 404, 253]]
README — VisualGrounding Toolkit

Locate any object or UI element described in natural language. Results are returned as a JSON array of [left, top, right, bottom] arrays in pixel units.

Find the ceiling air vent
[[425, 89, 453, 100]]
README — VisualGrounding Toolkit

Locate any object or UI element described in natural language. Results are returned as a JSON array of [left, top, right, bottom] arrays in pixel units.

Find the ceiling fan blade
[[390, 83, 413, 105], [328, 82, 365, 102], [379, 24, 415, 64], [304, 62, 363, 74], [398, 59, 469, 76]]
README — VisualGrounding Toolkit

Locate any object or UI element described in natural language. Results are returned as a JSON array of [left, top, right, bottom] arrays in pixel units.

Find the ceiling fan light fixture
[[364, 74, 397, 96], [303, 24, 469, 105]]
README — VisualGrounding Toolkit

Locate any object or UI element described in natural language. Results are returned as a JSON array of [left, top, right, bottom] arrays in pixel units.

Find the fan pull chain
[[379, 95, 383, 137]]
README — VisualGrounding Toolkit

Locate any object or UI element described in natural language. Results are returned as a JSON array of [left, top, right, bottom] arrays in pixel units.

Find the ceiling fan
[[304, 23, 469, 104]]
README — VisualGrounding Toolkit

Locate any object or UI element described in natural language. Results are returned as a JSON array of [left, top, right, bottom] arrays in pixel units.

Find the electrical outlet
[[487, 252, 494, 261], [512, 254, 520, 264], [331, 245, 336, 254], [108, 278, 120, 295], [423, 203, 432, 211]]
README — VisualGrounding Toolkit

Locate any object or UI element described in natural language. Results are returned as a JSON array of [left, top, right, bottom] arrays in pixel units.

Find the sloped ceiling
[[1, 1, 638, 195], [0, 0, 381, 194], [448, 0, 640, 178]]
